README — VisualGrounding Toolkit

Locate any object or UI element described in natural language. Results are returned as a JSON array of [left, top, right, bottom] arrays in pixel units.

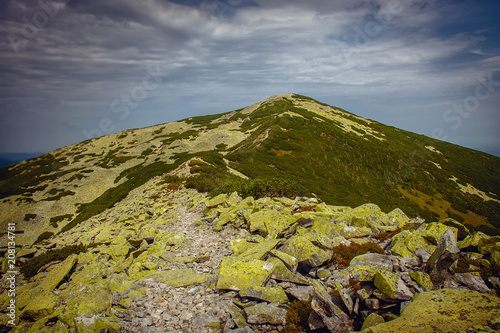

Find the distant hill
[[0, 152, 45, 168], [1, 94, 499, 246]]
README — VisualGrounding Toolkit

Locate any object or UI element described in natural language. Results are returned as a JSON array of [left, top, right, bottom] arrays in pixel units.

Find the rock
[[286, 286, 315, 302], [373, 270, 414, 300], [356, 283, 375, 301], [364, 297, 380, 310], [141, 269, 210, 287], [427, 229, 460, 286], [390, 231, 435, 258], [267, 257, 310, 285], [348, 253, 394, 282], [440, 218, 470, 240], [361, 313, 385, 331], [311, 289, 353, 333], [454, 273, 490, 293], [416, 222, 457, 245], [230, 239, 253, 255], [216, 256, 275, 291], [21, 291, 59, 320], [240, 286, 289, 304], [336, 203, 384, 230], [458, 231, 488, 249], [478, 236, 500, 255], [270, 249, 297, 270], [245, 303, 287, 325], [39, 254, 78, 291], [415, 248, 431, 263], [366, 289, 500, 333], [334, 283, 356, 314], [308, 311, 326, 330], [384, 208, 409, 228], [409, 271, 433, 291], [317, 269, 332, 280], [206, 194, 228, 208], [280, 235, 332, 268], [238, 238, 283, 260], [248, 210, 295, 238]]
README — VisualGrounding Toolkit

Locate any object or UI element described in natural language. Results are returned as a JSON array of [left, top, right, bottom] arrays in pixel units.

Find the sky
[[0, 0, 499, 156]]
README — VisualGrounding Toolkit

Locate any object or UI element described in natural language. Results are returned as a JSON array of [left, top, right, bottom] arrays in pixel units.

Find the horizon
[[1, 1, 499, 157]]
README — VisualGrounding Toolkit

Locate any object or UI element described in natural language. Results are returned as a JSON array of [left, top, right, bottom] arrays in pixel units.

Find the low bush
[[330, 242, 385, 268], [283, 299, 313, 333], [214, 177, 308, 199]]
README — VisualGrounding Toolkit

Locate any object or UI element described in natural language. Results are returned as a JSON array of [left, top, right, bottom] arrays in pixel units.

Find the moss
[[330, 242, 385, 268], [283, 299, 313, 333]]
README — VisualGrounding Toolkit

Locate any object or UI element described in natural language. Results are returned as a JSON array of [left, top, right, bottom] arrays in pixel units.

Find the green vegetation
[[215, 177, 308, 199], [34, 231, 54, 244], [21, 243, 96, 278], [49, 214, 73, 228], [41, 188, 76, 201], [283, 299, 313, 333], [97, 148, 135, 168], [24, 213, 37, 221], [155, 130, 199, 145]]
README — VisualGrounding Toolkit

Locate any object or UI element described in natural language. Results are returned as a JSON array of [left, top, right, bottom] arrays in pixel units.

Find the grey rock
[[286, 286, 314, 302], [428, 229, 460, 287], [454, 273, 490, 293], [245, 303, 287, 325], [364, 297, 380, 310], [415, 248, 431, 263], [311, 290, 353, 333]]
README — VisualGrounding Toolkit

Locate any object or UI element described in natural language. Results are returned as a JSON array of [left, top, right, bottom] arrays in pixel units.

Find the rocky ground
[[1, 176, 500, 332]]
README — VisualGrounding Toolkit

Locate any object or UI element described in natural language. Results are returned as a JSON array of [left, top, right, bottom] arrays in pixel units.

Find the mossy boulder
[[348, 253, 394, 282], [206, 193, 228, 208], [336, 203, 388, 231], [409, 271, 433, 291], [240, 286, 289, 304], [141, 269, 210, 287], [361, 313, 385, 331], [373, 270, 413, 300], [366, 289, 500, 332], [478, 236, 500, 255], [280, 235, 332, 267], [248, 210, 295, 238], [238, 238, 283, 260], [245, 303, 287, 325], [390, 230, 434, 258], [267, 257, 310, 285], [459, 231, 489, 250], [416, 222, 457, 245], [39, 254, 78, 291], [216, 256, 275, 291], [21, 292, 59, 321]]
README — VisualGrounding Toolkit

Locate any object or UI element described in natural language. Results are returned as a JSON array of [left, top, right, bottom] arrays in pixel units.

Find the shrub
[[24, 213, 37, 221], [283, 299, 313, 333], [330, 242, 385, 268], [49, 214, 73, 228], [20, 243, 95, 279], [214, 177, 308, 199], [34, 231, 54, 244], [375, 228, 401, 242]]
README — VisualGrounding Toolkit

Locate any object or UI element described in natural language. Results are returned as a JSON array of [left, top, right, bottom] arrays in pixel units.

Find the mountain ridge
[[1, 94, 499, 247]]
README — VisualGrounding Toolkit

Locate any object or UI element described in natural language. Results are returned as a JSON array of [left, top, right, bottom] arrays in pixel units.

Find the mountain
[[1, 94, 499, 247]]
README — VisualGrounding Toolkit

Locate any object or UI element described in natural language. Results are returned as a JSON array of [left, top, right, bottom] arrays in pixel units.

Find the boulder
[[384, 208, 409, 228], [390, 231, 434, 258], [478, 236, 500, 255], [245, 303, 287, 325], [286, 286, 314, 302], [459, 231, 489, 250], [416, 222, 457, 245], [269, 249, 297, 270], [21, 291, 59, 321], [366, 289, 500, 332], [247, 210, 295, 238], [348, 253, 394, 282], [311, 289, 353, 333], [267, 257, 310, 285], [39, 254, 78, 291], [336, 203, 384, 230], [361, 313, 385, 331], [280, 235, 332, 267], [240, 286, 289, 304], [141, 269, 210, 288], [206, 193, 228, 208], [216, 256, 275, 291], [427, 229, 460, 286], [373, 270, 413, 300], [440, 218, 470, 240], [454, 273, 490, 293], [409, 271, 433, 291], [238, 238, 283, 260]]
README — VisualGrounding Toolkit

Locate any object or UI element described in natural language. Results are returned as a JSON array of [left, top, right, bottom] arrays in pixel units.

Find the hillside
[[1, 94, 500, 247]]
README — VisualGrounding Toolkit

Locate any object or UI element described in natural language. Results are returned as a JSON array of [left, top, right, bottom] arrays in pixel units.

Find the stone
[[361, 313, 385, 331], [348, 253, 394, 282], [390, 231, 434, 258], [373, 270, 414, 300], [280, 235, 332, 268], [308, 311, 326, 330], [269, 249, 297, 270], [356, 283, 375, 301], [454, 273, 490, 293], [416, 222, 457, 245], [21, 291, 59, 320], [384, 208, 409, 228], [336, 203, 384, 231], [247, 210, 295, 238], [364, 297, 380, 310], [245, 303, 287, 325], [440, 218, 470, 240], [311, 289, 353, 333], [415, 248, 431, 263], [39, 254, 78, 291], [317, 269, 332, 280], [366, 289, 500, 333], [238, 238, 283, 260], [240, 286, 289, 304], [267, 257, 310, 285], [427, 229, 460, 286], [285, 286, 314, 302], [192, 314, 221, 329], [459, 231, 489, 250], [216, 256, 275, 291], [409, 271, 433, 291], [230, 239, 253, 255], [206, 194, 228, 208], [141, 269, 210, 288], [478, 236, 500, 255]]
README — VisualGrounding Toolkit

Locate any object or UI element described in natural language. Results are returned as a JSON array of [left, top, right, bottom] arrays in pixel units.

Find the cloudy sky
[[1, 0, 499, 156]]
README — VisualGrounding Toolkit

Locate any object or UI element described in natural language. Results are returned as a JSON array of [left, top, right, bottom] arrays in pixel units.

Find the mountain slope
[[1, 94, 499, 246]]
